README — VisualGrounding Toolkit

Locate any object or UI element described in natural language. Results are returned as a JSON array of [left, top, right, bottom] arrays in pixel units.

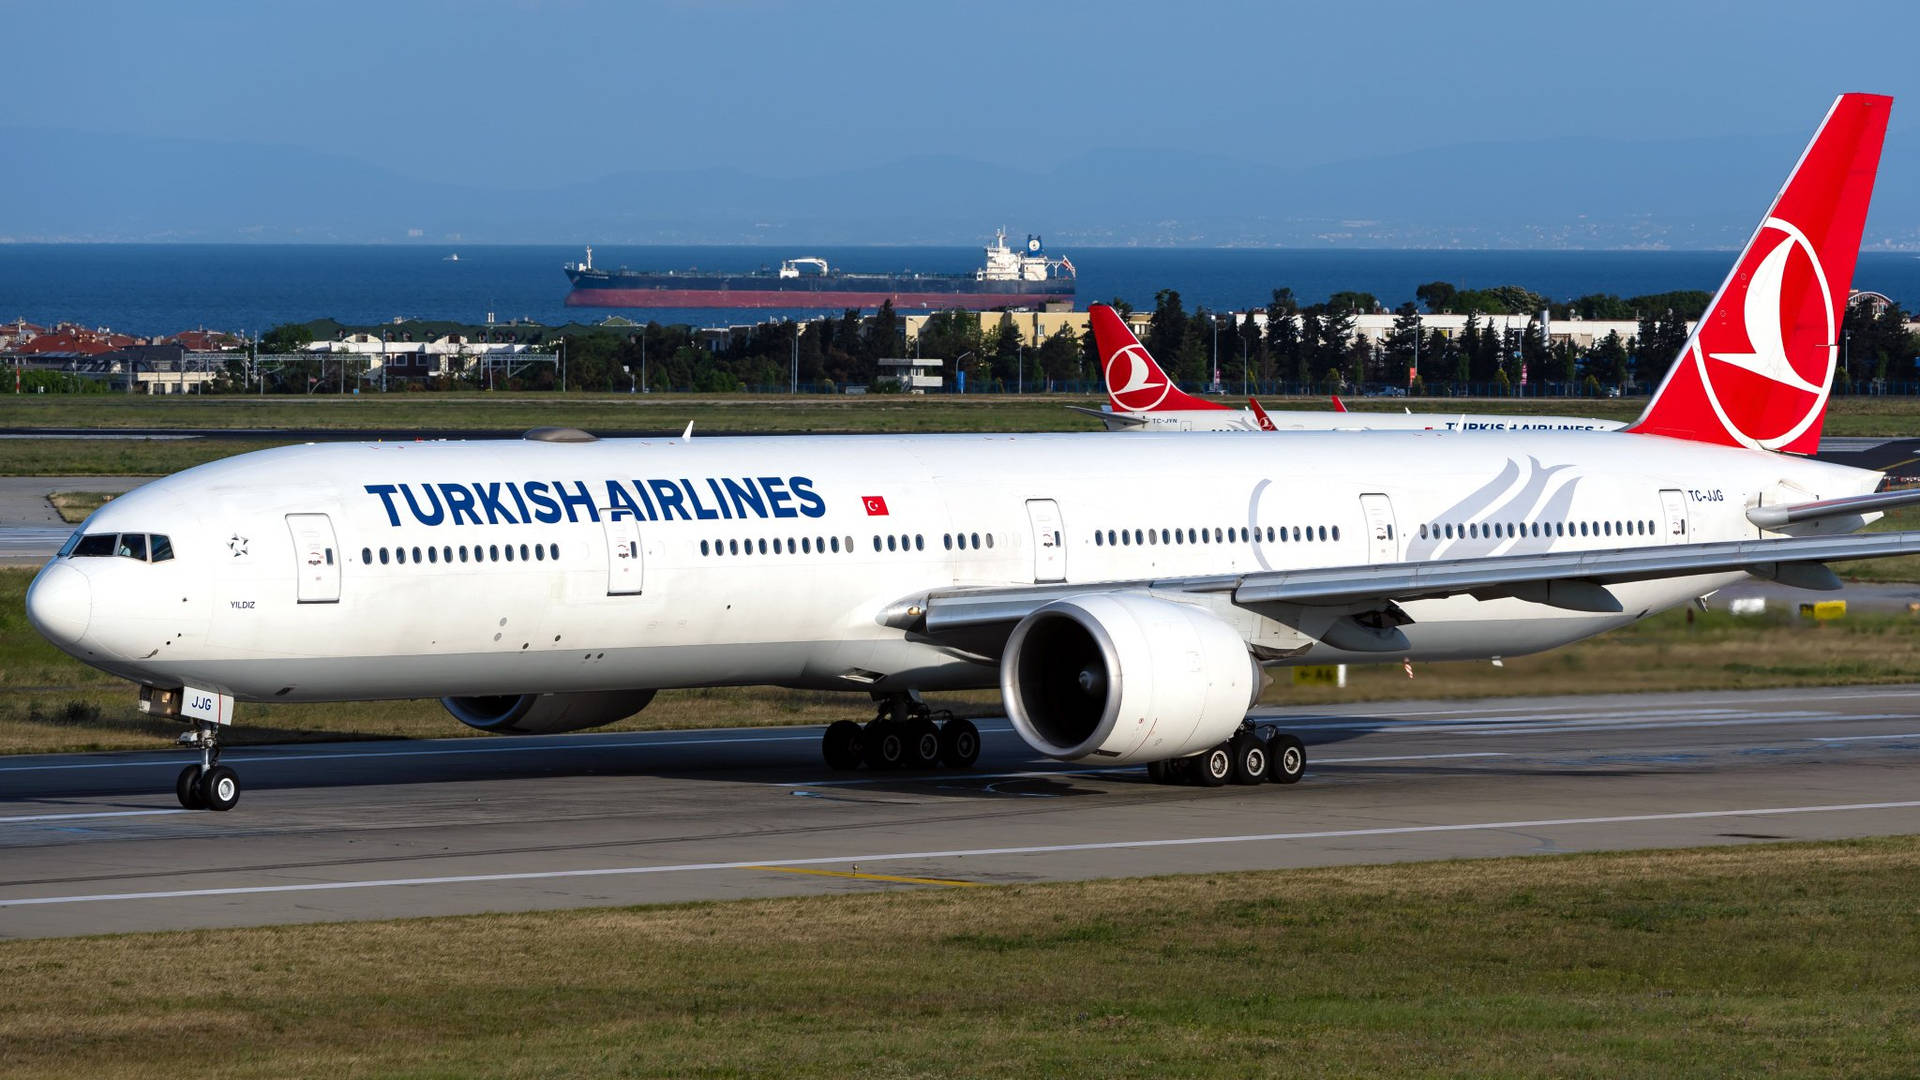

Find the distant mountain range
[[6, 127, 1917, 249]]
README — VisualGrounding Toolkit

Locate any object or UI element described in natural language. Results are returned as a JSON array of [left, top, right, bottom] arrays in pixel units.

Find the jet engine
[[1000, 592, 1259, 765], [441, 689, 658, 734]]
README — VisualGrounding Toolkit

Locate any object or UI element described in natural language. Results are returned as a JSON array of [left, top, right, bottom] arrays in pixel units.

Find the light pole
[[1210, 315, 1219, 393], [1017, 345, 1024, 395], [954, 350, 973, 395], [790, 324, 799, 394], [1238, 314, 1248, 396]]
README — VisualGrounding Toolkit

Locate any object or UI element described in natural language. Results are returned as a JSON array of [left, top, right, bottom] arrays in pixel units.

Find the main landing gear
[[821, 691, 981, 772], [1145, 724, 1306, 788], [174, 721, 240, 811]]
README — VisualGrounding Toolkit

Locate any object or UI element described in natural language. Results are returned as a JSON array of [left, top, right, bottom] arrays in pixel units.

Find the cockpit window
[[58, 530, 83, 557], [68, 532, 171, 561]]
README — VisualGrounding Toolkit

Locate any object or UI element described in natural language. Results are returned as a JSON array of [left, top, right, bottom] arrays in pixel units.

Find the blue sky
[[3, 1, 1917, 244]]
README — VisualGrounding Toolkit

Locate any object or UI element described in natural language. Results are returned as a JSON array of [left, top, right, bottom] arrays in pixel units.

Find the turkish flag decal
[[863, 495, 889, 516]]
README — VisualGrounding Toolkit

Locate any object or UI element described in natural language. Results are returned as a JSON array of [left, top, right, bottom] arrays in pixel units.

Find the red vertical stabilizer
[[1089, 304, 1229, 413], [1629, 93, 1891, 453]]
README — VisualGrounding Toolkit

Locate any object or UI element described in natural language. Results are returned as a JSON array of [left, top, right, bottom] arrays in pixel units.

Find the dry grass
[[45, 491, 117, 525], [2, 838, 1917, 1078]]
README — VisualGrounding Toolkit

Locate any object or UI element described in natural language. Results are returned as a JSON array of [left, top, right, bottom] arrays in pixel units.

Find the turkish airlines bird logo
[[1693, 216, 1836, 450], [863, 495, 889, 516], [1106, 343, 1172, 412]]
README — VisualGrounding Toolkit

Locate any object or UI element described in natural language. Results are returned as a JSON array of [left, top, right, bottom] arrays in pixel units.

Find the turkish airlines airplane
[[1084, 304, 1625, 433], [25, 94, 1913, 812]]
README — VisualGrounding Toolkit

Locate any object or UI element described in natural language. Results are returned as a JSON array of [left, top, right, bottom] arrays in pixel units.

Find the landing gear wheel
[[822, 720, 864, 771], [1267, 734, 1306, 785], [175, 765, 205, 810], [1146, 759, 1169, 784], [937, 718, 981, 769], [906, 718, 942, 769], [1229, 732, 1269, 785], [1192, 744, 1233, 787], [864, 719, 908, 770], [198, 765, 240, 812]]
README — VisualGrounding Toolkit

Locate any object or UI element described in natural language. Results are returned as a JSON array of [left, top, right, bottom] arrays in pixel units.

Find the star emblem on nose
[[228, 535, 249, 558]]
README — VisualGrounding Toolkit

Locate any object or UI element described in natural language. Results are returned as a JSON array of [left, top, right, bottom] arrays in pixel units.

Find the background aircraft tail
[[1628, 93, 1891, 453], [1089, 303, 1228, 413]]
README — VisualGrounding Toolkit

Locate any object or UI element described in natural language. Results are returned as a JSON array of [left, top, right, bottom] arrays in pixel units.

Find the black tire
[[199, 765, 240, 812], [175, 765, 205, 810], [938, 717, 981, 768], [1145, 759, 1169, 784], [906, 718, 942, 769], [864, 719, 908, 770], [822, 720, 864, 771], [1229, 732, 1269, 785], [1267, 734, 1306, 785], [1192, 744, 1232, 787]]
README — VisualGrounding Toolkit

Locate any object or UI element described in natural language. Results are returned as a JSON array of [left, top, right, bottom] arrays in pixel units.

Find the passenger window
[[1329, 526, 1338, 542], [549, 544, 559, 560], [362, 547, 374, 564], [1265, 526, 1275, 542], [701, 540, 710, 556], [410, 546, 421, 563], [986, 534, 994, 549], [974, 532, 983, 549], [831, 537, 840, 553], [428, 547, 438, 564], [459, 545, 469, 562], [1174, 530, 1184, 545], [1093, 532, 1103, 547], [534, 544, 545, 561], [379, 547, 390, 565], [887, 535, 897, 552], [489, 544, 500, 561], [396, 547, 408, 565], [914, 535, 924, 551]]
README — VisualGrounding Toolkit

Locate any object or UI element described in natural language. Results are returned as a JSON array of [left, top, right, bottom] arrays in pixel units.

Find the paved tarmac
[[2, 684, 1917, 939], [0, 476, 150, 565]]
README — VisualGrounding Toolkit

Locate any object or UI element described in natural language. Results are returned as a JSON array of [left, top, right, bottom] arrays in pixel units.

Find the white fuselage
[[31, 429, 1872, 705], [1099, 408, 1625, 433]]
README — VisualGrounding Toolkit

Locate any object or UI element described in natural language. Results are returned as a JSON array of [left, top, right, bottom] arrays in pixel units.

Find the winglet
[[1089, 303, 1228, 413], [1330, 394, 1347, 413], [1629, 93, 1891, 454], [1248, 398, 1277, 431]]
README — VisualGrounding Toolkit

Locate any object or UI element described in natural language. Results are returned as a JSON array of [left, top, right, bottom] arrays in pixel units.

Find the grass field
[[2, 837, 1916, 1078], [7, 565, 1920, 755]]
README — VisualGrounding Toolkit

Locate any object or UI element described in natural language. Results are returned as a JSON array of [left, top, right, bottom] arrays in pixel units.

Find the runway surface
[[3, 683, 1919, 939]]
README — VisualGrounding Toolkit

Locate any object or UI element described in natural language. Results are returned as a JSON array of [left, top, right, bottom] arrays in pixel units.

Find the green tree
[[1593, 329, 1630, 389], [1415, 281, 1456, 313], [1383, 303, 1423, 388], [1146, 289, 1188, 366]]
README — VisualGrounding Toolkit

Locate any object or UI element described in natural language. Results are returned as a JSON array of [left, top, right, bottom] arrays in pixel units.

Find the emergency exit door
[[603, 517, 644, 595], [1358, 493, 1398, 563], [1025, 499, 1066, 583], [285, 513, 341, 603]]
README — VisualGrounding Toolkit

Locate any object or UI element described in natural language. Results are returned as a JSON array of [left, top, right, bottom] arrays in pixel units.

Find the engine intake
[[442, 689, 657, 734], [1000, 592, 1258, 764]]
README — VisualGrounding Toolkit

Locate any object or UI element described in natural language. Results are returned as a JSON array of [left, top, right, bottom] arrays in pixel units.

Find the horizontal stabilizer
[[1746, 487, 1920, 528]]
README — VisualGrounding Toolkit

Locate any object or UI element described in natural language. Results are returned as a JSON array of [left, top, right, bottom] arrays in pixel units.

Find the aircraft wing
[[886, 529, 1920, 655], [1063, 405, 1149, 428]]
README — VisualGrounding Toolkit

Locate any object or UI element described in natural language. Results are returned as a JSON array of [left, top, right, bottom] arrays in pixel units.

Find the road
[[2, 684, 1916, 939]]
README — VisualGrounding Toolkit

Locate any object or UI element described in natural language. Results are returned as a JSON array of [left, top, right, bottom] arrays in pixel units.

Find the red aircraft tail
[[1089, 303, 1228, 413], [1249, 398, 1277, 430], [1629, 93, 1891, 453]]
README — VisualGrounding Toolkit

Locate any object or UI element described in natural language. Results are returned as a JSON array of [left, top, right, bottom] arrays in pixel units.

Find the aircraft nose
[[25, 562, 91, 649]]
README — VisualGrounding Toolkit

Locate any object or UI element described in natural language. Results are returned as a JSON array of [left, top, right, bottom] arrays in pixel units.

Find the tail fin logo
[[1695, 216, 1835, 449], [1106, 344, 1173, 412]]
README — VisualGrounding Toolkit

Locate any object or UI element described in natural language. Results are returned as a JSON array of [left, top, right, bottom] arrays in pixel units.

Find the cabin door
[[1025, 499, 1066, 583], [1358, 493, 1398, 563], [285, 513, 341, 604], [1659, 489, 1691, 543], [603, 518, 644, 595]]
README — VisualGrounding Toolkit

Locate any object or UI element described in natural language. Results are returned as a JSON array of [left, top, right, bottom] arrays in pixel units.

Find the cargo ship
[[562, 229, 1076, 310]]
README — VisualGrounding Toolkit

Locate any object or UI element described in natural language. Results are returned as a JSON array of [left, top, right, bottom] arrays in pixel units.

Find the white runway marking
[[0, 809, 189, 824], [1811, 732, 1920, 743], [5, 799, 1915, 908]]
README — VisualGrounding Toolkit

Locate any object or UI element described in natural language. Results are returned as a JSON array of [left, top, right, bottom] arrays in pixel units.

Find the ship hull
[[564, 268, 1073, 310], [564, 287, 1072, 310]]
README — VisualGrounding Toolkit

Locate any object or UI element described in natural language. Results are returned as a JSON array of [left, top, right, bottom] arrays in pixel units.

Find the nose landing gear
[[175, 721, 240, 811]]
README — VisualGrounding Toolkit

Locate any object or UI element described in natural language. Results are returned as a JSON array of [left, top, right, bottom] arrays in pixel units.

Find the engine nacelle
[[441, 689, 657, 735], [1000, 592, 1259, 765]]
